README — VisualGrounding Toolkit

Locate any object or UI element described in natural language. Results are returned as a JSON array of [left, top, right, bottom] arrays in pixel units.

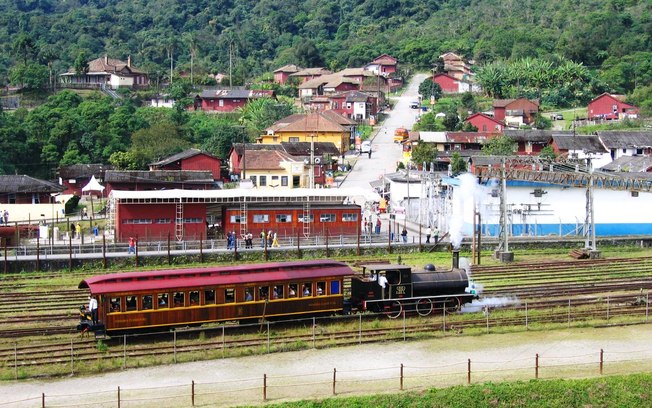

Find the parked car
[[360, 140, 371, 153], [409, 101, 420, 109], [551, 114, 564, 120]]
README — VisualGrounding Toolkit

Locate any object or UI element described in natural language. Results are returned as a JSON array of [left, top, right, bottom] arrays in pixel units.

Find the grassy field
[[256, 373, 652, 408]]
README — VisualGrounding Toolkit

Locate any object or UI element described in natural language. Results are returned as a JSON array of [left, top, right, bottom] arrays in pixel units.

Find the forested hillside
[[0, 0, 650, 179], [1, 0, 650, 92]]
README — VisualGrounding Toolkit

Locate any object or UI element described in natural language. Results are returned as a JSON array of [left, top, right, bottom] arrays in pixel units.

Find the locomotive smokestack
[[452, 250, 460, 269]]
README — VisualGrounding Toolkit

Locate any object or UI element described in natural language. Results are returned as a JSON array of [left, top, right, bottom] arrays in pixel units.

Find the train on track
[[77, 251, 478, 336]]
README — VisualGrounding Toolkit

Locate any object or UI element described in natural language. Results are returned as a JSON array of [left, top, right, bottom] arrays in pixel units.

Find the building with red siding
[[329, 91, 378, 120], [197, 89, 275, 112], [58, 164, 113, 197], [108, 189, 374, 242], [588, 93, 639, 120], [149, 149, 222, 181], [273, 64, 300, 85], [493, 98, 539, 127], [365, 54, 398, 76], [464, 113, 504, 133], [0, 175, 63, 204]]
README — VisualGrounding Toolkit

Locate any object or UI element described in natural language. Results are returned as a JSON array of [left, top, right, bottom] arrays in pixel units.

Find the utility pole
[[584, 157, 600, 258], [497, 157, 514, 262]]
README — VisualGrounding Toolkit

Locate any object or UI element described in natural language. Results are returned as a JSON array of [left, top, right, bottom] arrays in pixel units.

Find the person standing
[[260, 230, 266, 248], [128, 237, 136, 254], [76, 223, 82, 240], [433, 227, 439, 244], [88, 296, 98, 325], [426, 226, 432, 243], [226, 231, 232, 250], [375, 219, 381, 234], [3, 209, 8, 224], [401, 227, 408, 243], [272, 232, 280, 247]]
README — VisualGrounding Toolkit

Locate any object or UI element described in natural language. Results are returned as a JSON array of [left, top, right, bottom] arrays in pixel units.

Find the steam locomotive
[[77, 252, 477, 335]]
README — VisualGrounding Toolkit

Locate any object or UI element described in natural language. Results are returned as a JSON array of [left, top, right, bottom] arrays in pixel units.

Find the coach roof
[[79, 260, 353, 295]]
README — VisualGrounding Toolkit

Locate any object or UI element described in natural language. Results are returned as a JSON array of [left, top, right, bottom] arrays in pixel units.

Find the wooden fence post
[[535, 353, 539, 379], [332, 368, 337, 395], [400, 364, 404, 391], [467, 359, 471, 384], [600, 349, 604, 375], [263, 374, 267, 401], [192, 380, 195, 406]]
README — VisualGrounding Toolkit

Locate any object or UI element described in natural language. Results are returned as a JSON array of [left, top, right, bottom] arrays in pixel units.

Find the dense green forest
[[0, 0, 650, 179]]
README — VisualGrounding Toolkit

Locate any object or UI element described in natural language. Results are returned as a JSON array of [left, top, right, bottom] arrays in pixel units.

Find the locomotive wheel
[[444, 297, 461, 313], [416, 298, 433, 316], [386, 301, 403, 319]]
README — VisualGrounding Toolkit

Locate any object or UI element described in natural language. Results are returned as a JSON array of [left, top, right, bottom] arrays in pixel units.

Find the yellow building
[[258, 112, 354, 155], [241, 150, 310, 189]]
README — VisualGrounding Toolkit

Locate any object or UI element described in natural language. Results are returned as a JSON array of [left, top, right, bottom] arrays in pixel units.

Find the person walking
[[401, 227, 408, 243], [272, 232, 280, 247], [75, 223, 82, 240], [260, 230, 266, 248], [433, 227, 439, 244], [426, 226, 432, 243]]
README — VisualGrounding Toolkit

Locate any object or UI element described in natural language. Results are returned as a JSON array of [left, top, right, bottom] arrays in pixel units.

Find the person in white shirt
[[88, 296, 98, 325]]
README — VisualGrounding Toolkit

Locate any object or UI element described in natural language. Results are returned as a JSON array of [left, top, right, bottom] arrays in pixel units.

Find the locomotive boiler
[[349, 250, 477, 318]]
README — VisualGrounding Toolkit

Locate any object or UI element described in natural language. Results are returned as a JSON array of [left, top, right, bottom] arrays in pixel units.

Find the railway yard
[[1, 247, 652, 381]]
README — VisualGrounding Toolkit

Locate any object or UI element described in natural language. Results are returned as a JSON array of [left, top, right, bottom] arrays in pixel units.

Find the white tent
[[81, 175, 105, 194]]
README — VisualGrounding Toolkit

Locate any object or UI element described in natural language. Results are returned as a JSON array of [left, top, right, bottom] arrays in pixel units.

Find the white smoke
[[461, 297, 520, 313], [448, 173, 490, 249]]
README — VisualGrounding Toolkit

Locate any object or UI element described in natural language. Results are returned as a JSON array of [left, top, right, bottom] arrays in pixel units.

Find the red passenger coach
[[78, 260, 354, 333]]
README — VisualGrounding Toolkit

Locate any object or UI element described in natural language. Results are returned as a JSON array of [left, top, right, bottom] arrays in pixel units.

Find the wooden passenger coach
[[79, 260, 353, 333]]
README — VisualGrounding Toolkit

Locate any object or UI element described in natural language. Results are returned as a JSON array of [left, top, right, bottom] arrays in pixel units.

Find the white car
[[360, 140, 371, 153]]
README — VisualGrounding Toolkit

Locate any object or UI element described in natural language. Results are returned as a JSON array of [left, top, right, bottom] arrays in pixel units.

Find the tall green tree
[[481, 135, 517, 156], [410, 142, 437, 170]]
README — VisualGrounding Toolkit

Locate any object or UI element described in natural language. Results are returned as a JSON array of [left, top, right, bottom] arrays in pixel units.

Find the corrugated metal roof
[[600, 155, 652, 173], [0, 175, 64, 194], [105, 170, 214, 183], [597, 131, 652, 149], [149, 149, 218, 167], [79, 260, 352, 294], [58, 164, 113, 179], [552, 135, 608, 153]]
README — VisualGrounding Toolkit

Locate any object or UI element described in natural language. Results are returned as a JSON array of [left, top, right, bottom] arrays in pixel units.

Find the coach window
[[244, 288, 254, 302], [259, 286, 269, 300], [330, 280, 341, 295], [189, 291, 199, 306], [205, 289, 216, 304], [126, 296, 137, 311], [288, 283, 298, 298], [316, 282, 326, 296], [158, 293, 169, 308], [223, 288, 234, 303], [272, 285, 283, 300], [302, 282, 312, 297], [173, 292, 185, 307], [110, 297, 121, 312], [142, 295, 153, 310]]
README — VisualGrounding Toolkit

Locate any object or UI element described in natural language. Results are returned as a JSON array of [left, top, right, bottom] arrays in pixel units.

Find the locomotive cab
[[350, 265, 413, 313]]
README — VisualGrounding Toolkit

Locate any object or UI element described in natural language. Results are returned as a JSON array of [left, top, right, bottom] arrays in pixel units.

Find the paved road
[[340, 73, 428, 195]]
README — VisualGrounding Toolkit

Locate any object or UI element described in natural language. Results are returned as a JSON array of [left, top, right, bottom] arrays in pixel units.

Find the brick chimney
[[127, 55, 131, 68]]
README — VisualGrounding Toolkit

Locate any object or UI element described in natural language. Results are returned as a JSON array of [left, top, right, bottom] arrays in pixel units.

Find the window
[[320, 214, 336, 222], [250, 176, 257, 186], [142, 295, 153, 310], [189, 291, 199, 306], [172, 292, 185, 307], [330, 280, 340, 295], [271, 176, 279, 181], [316, 281, 326, 296], [253, 214, 269, 223], [123, 219, 153, 224], [281, 176, 288, 186], [155, 218, 171, 224], [126, 296, 137, 311], [158, 293, 169, 308], [32, 194, 40, 204], [302, 282, 312, 297], [205, 289, 216, 304], [183, 218, 202, 223], [289, 137, 300, 142], [259, 286, 269, 300], [482, 125, 487, 131], [8, 193, 15, 204], [222, 289, 233, 304], [298, 214, 314, 223], [272, 285, 283, 300], [259, 176, 267, 186], [219, 99, 224, 107], [230, 215, 244, 223], [342, 213, 358, 222], [288, 283, 298, 298], [110, 297, 121, 312], [244, 288, 254, 302], [276, 214, 292, 223]]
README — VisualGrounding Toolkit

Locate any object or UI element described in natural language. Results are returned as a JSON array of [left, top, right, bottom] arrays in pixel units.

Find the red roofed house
[[365, 54, 398, 76], [439, 52, 473, 81], [329, 91, 378, 120], [149, 148, 222, 181], [588, 93, 639, 120], [464, 113, 504, 133], [289, 68, 332, 84], [493, 98, 539, 127], [273, 64, 300, 85], [59, 55, 149, 89], [197, 89, 274, 112]]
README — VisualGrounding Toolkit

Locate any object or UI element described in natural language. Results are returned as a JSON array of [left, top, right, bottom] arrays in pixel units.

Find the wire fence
[[2, 344, 652, 407]]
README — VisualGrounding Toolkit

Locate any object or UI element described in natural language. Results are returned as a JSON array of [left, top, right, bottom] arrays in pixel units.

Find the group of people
[[80, 295, 99, 325], [225, 231, 238, 249], [71, 223, 83, 239], [362, 217, 383, 235], [259, 230, 280, 248]]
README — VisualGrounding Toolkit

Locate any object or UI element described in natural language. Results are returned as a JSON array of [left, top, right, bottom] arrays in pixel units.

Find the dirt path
[[3, 325, 652, 407]]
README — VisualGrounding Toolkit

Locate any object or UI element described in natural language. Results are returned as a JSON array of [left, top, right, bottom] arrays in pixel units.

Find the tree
[[129, 122, 191, 168], [239, 97, 295, 133], [481, 135, 517, 156], [11, 33, 35, 66], [533, 114, 552, 130], [442, 109, 460, 131], [450, 152, 467, 176], [73, 52, 89, 76], [294, 39, 324, 67], [460, 92, 477, 112], [539, 145, 557, 160], [418, 79, 442, 102], [410, 143, 437, 170], [8, 63, 49, 90]]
